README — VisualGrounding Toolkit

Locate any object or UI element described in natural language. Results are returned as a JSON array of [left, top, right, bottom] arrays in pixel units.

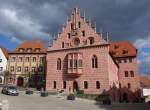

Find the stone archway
[[73, 81, 79, 92], [17, 77, 24, 86]]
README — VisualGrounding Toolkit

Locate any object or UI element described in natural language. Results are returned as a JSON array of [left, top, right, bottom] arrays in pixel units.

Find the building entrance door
[[73, 81, 79, 92], [17, 77, 24, 86]]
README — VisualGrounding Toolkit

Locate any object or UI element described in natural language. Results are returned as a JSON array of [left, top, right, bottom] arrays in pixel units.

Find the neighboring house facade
[[8, 41, 46, 89], [46, 8, 140, 102], [0, 47, 8, 85]]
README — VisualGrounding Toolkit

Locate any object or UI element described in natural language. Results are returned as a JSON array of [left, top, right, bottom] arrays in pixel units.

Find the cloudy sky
[[0, 0, 150, 76]]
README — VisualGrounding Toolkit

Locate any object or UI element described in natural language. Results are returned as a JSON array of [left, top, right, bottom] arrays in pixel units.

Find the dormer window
[[27, 48, 32, 53], [114, 45, 119, 49], [19, 48, 24, 52], [35, 48, 40, 53], [122, 50, 128, 54]]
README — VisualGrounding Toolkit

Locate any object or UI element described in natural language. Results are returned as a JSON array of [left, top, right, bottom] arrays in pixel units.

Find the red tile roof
[[140, 76, 150, 88], [11, 40, 46, 54], [0, 46, 9, 59], [110, 41, 137, 58]]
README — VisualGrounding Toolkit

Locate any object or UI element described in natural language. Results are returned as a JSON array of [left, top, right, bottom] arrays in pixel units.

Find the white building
[[0, 47, 8, 85]]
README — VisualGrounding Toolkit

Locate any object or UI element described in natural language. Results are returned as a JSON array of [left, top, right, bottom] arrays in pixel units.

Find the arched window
[[89, 37, 94, 45], [74, 38, 80, 46], [128, 83, 131, 89], [96, 81, 100, 89], [53, 81, 56, 89], [92, 55, 98, 68], [84, 81, 88, 89], [57, 58, 61, 70], [63, 81, 66, 89]]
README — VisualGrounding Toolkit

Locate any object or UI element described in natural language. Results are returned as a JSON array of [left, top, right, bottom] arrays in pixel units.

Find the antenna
[[100, 28, 103, 37], [94, 22, 96, 32], [106, 32, 109, 42], [83, 11, 86, 21], [89, 17, 91, 26]]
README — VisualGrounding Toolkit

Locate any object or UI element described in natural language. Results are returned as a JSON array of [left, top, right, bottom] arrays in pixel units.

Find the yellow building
[[8, 41, 46, 89]]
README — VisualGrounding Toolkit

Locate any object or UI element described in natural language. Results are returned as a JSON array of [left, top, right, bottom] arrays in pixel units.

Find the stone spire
[[71, 7, 81, 29]]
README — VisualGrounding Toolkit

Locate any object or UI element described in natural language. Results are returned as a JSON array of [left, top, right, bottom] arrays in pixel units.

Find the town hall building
[[46, 8, 140, 101]]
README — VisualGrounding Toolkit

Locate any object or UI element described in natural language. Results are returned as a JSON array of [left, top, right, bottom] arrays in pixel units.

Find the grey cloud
[[0, 0, 150, 74]]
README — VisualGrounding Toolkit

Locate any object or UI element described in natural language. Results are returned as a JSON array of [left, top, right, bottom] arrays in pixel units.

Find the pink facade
[[46, 8, 140, 98]]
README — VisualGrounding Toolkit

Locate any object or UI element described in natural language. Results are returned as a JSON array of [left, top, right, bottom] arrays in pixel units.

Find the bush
[[41, 91, 48, 97], [26, 90, 33, 95], [77, 94, 98, 100], [67, 94, 75, 100]]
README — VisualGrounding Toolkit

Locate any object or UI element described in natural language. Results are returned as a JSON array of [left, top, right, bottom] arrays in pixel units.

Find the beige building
[[8, 41, 46, 89]]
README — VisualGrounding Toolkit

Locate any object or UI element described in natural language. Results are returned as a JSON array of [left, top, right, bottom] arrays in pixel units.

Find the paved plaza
[[0, 91, 150, 110]]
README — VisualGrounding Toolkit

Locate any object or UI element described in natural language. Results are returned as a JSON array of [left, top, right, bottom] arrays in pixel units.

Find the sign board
[[143, 88, 150, 96]]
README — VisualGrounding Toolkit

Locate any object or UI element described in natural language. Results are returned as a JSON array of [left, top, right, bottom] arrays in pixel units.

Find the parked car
[[1, 85, 19, 96]]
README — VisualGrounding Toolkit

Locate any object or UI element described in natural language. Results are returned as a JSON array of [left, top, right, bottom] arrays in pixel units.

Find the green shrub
[[26, 90, 34, 95], [67, 94, 75, 100], [41, 92, 48, 97]]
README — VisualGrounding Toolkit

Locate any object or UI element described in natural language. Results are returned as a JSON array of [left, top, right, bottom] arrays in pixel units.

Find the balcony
[[67, 52, 83, 78]]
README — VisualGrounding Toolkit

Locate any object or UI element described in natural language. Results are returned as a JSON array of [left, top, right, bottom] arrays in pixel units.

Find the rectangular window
[[18, 57, 23, 62], [0, 59, 2, 62], [78, 22, 81, 28], [128, 83, 131, 89], [39, 66, 43, 72], [11, 57, 16, 62], [84, 81, 88, 89], [40, 57, 45, 63], [79, 59, 83, 67], [32, 67, 36, 72], [17, 67, 21, 72], [25, 57, 30, 62], [63, 81, 67, 89], [129, 58, 132, 63], [74, 59, 78, 68], [53, 81, 56, 89], [32, 57, 36, 62], [69, 59, 73, 68], [68, 33, 71, 39], [130, 71, 134, 77], [125, 71, 128, 77], [25, 67, 29, 72], [10, 66, 14, 72], [71, 23, 73, 30], [62, 42, 64, 48]]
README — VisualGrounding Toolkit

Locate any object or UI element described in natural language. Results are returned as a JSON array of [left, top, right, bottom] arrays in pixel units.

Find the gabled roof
[[0, 46, 9, 59], [11, 40, 46, 54], [110, 41, 137, 58], [140, 76, 150, 88]]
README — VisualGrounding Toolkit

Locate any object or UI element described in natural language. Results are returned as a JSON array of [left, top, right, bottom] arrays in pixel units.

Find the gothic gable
[[48, 8, 107, 51]]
